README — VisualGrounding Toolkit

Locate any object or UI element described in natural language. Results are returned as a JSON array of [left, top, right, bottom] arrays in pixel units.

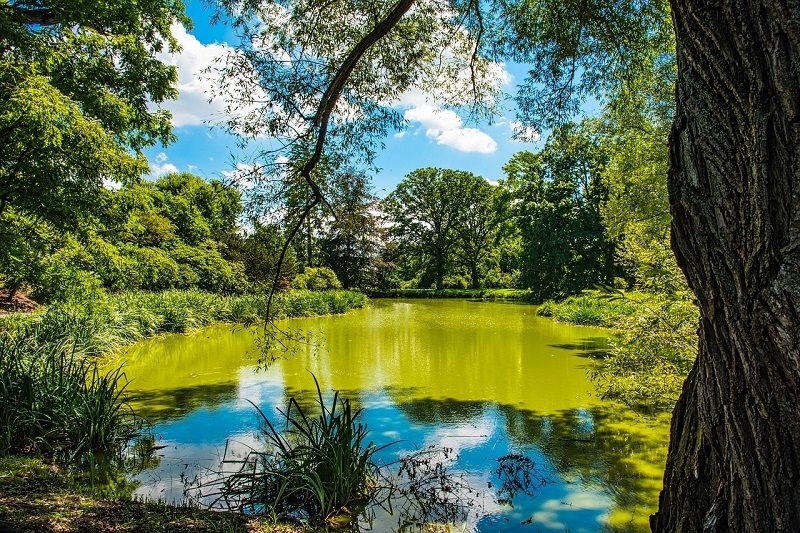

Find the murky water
[[108, 299, 669, 532]]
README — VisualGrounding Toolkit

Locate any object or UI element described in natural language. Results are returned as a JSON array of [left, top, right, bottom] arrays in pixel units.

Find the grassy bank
[[373, 288, 531, 299], [0, 456, 306, 533], [537, 290, 698, 411], [0, 289, 368, 357]]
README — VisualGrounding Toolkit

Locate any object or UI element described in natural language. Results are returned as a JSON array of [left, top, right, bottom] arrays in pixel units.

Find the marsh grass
[[0, 289, 368, 357], [209, 375, 389, 526], [0, 327, 137, 461], [201, 377, 529, 530], [0, 290, 366, 464]]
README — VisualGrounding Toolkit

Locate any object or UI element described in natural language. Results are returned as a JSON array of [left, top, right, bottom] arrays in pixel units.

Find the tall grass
[[211, 376, 388, 526], [0, 326, 137, 461], [0, 289, 368, 357], [0, 289, 366, 463]]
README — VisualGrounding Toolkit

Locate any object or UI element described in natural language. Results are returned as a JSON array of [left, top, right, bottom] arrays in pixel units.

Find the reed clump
[[212, 375, 387, 526], [0, 325, 137, 461]]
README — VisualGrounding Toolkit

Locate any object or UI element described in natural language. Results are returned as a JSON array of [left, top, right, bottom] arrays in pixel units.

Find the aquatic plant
[[0, 327, 138, 461], [212, 375, 388, 525]]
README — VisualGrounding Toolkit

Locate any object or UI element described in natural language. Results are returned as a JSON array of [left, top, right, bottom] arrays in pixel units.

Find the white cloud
[[150, 162, 178, 178], [149, 153, 178, 179], [436, 128, 497, 153], [509, 120, 541, 143], [153, 24, 229, 127], [403, 105, 497, 153]]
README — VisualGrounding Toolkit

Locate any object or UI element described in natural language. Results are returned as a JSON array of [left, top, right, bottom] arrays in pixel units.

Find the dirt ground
[[0, 457, 306, 533]]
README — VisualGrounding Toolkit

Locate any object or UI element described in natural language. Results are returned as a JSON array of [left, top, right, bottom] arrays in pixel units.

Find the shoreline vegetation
[[0, 288, 365, 533], [536, 290, 698, 412], [371, 288, 531, 299]]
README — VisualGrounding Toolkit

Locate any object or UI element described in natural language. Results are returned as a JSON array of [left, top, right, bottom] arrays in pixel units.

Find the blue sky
[[144, 1, 554, 196]]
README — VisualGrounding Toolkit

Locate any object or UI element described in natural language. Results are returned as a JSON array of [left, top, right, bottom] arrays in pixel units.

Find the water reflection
[[106, 299, 668, 532]]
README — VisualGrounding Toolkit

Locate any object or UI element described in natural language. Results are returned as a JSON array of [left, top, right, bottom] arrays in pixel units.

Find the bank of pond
[[0, 294, 680, 532]]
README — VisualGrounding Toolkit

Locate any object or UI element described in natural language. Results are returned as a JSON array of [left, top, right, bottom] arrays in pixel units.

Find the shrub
[[536, 289, 699, 411], [535, 290, 639, 327], [121, 246, 183, 291], [292, 267, 342, 291], [167, 242, 247, 294]]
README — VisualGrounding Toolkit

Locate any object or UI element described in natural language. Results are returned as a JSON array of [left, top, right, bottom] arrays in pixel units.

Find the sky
[[143, 1, 556, 197]]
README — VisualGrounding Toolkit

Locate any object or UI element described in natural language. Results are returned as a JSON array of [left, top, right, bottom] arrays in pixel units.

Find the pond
[[108, 299, 669, 532]]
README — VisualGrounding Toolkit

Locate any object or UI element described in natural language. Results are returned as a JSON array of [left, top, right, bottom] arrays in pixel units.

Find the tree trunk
[[470, 263, 479, 289], [652, 1, 800, 531], [435, 252, 444, 290]]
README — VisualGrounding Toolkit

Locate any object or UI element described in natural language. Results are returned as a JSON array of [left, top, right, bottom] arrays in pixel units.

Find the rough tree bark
[[652, 1, 800, 531]]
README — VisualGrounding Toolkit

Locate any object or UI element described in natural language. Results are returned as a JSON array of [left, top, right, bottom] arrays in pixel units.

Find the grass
[[209, 375, 388, 527], [0, 327, 137, 460], [0, 289, 368, 357], [0, 289, 367, 464], [537, 290, 699, 412], [373, 288, 531, 300], [0, 456, 307, 532], [535, 290, 641, 327]]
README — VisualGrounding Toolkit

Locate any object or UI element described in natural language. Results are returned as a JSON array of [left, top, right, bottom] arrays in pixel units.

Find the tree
[[214, 1, 800, 528], [383, 168, 476, 290], [0, 0, 187, 291], [504, 123, 618, 300], [453, 177, 498, 289], [648, 3, 800, 530], [319, 172, 382, 290]]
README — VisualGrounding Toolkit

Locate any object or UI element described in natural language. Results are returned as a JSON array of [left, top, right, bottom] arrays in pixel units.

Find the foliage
[[211, 376, 388, 525], [2, 173, 254, 301], [503, 122, 620, 301], [536, 291, 640, 328], [292, 267, 342, 291], [0, 290, 368, 357], [593, 295, 697, 411], [319, 173, 384, 290], [0, 0, 187, 293], [538, 290, 698, 411], [384, 168, 505, 290], [374, 288, 530, 299], [0, 325, 137, 461]]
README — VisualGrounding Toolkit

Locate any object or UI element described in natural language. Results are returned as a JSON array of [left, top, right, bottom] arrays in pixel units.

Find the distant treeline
[[1, 117, 681, 306]]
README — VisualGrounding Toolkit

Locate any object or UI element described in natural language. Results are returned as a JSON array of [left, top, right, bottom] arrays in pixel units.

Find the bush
[[121, 246, 183, 291], [167, 242, 247, 294], [592, 296, 698, 411], [535, 290, 639, 327], [536, 289, 699, 411], [292, 267, 342, 291]]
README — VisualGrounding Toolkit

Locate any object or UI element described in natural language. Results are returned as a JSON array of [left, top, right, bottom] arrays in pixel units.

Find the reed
[[0, 327, 137, 461], [212, 375, 388, 526]]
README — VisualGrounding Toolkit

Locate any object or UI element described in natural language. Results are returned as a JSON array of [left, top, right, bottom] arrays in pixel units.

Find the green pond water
[[108, 299, 669, 532]]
